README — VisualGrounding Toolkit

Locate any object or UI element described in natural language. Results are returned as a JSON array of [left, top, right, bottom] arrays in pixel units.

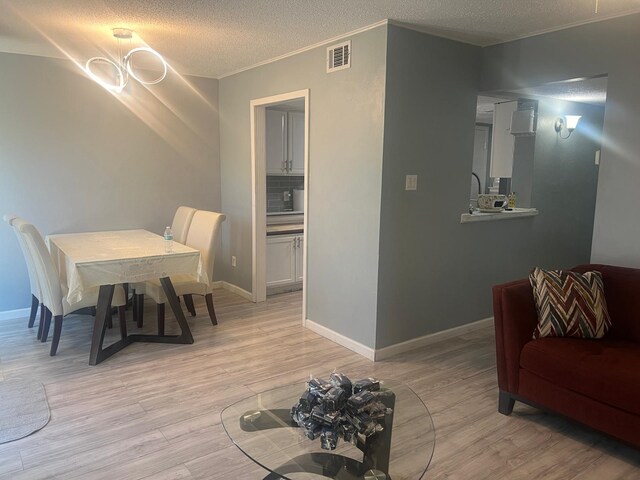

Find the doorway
[[250, 89, 309, 321]]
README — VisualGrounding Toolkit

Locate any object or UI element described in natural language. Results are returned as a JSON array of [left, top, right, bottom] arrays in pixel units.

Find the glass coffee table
[[220, 380, 435, 479]]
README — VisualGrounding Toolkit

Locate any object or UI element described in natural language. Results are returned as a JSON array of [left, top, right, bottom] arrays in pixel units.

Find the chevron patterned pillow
[[529, 267, 612, 339]]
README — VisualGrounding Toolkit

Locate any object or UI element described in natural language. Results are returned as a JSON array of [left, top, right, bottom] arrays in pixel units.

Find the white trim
[[250, 99, 266, 303], [374, 317, 494, 361], [301, 93, 310, 324], [220, 281, 253, 301], [305, 319, 376, 361], [304, 317, 495, 362], [250, 90, 310, 309], [0, 307, 30, 321], [219, 20, 388, 79]]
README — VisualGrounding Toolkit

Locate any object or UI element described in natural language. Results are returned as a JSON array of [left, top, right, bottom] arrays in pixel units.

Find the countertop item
[[293, 189, 304, 212]]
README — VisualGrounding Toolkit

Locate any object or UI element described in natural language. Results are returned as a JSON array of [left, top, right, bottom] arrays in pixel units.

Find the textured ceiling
[[1, 0, 640, 78], [476, 76, 608, 122], [511, 76, 608, 105]]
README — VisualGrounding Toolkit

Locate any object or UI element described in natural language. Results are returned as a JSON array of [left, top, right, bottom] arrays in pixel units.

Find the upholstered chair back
[[171, 206, 197, 244], [185, 211, 226, 286]]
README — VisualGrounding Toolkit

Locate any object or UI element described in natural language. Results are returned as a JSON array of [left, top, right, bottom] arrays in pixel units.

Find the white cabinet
[[266, 109, 304, 176], [490, 101, 517, 178], [295, 235, 304, 282], [288, 111, 305, 175], [266, 110, 287, 175], [266, 234, 304, 288]]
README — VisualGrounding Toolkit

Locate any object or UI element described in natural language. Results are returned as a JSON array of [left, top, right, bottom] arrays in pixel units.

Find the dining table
[[47, 229, 208, 365]]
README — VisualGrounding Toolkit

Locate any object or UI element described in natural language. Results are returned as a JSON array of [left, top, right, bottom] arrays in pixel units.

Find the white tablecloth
[[48, 229, 208, 304]]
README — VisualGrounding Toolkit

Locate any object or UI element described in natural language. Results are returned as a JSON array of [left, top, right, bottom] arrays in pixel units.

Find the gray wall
[[481, 13, 640, 268], [219, 26, 387, 348], [0, 52, 220, 312], [530, 99, 603, 263], [375, 25, 601, 348]]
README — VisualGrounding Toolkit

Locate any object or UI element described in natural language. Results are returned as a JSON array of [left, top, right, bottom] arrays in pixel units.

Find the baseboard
[[220, 281, 253, 301], [304, 319, 376, 361], [0, 307, 30, 321], [374, 317, 494, 361]]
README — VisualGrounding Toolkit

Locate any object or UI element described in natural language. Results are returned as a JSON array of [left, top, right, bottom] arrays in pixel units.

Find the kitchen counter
[[460, 207, 538, 223], [267, 212, 303, 226], [267, 223, 304, 236]]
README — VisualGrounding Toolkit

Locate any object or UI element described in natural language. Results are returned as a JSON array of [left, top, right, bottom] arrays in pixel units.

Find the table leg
[[88, 278, 194, 365], [89, 285, 127, 365], [159, 277, 194, 343], [126, 277, 194, 345]]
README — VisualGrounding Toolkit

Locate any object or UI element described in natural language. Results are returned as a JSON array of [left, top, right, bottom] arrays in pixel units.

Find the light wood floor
[[0, 289, 638, 479]]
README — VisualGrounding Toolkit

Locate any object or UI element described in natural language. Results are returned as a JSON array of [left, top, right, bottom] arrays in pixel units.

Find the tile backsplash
[[267, 175, 304, 213]]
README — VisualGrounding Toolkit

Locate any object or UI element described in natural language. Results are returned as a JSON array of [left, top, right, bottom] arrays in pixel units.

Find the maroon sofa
[[493, 264, 640, 449]]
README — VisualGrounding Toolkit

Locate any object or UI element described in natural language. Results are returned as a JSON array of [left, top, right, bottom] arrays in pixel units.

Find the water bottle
[[164, 226, 173, 253]]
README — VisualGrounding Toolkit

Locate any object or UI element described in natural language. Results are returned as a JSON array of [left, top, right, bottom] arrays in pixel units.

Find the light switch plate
[[405, 175, 418, 191], [595, 150, 601, 165]]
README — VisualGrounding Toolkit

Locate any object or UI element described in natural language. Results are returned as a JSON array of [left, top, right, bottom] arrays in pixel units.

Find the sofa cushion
[[529, 267, 611, 339], [520, 338, 640, 416]]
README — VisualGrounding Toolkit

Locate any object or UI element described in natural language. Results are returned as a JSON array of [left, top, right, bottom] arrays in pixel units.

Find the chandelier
[[85, 28, 168, 93]]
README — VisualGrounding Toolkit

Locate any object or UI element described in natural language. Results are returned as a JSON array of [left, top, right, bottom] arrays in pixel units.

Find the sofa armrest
[[493, 279, 538, 394]]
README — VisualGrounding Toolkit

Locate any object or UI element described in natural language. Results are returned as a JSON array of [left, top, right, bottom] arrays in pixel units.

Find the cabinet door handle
[[289, 159, 292, 171]]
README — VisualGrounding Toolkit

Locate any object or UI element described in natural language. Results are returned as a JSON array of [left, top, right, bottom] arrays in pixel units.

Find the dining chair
[[14, 218, 127, 356], [4, 214, 44, 330], [132, 205, 198, 325], [140, 210, 226, 334], [172, 206, 198, 244]]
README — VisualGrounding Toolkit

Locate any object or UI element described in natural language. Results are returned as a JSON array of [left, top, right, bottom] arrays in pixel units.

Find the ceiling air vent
[[327, 41, 351, 73]]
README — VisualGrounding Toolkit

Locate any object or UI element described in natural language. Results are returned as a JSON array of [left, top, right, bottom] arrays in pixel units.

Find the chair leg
[[41, 308, 52, 342], [136, 294, 145, 328], [28, 294, 39, 328], [37, 307, 46, 340], [205, 293, 218, 326], [38, 303, 45, 331], [184, 294, 197, 317], [132, 290, 138, 321], [118, 306, 127, 339], [50, 315, 64, 356], [123, 283, 130, 310], [157, 303, 165, 336], [498, 390, 515, 415]]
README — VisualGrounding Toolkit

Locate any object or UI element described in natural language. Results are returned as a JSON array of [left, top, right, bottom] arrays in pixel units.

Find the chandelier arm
[[124, 47, 168, 85]]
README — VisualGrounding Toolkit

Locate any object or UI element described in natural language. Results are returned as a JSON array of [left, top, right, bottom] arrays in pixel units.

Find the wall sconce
[[554, 115, 582, 139], [84, 28, 168, 93]]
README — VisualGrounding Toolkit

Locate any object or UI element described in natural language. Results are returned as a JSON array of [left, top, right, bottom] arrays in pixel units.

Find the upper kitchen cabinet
[[489, 101, 517, 178], [266, 109, 304, 176], [266, 109, 287, 175], [288, 111, 305, 175]]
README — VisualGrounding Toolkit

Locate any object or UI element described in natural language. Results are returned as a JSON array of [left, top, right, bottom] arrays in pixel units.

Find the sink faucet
[[472, 172, 482, 196]]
